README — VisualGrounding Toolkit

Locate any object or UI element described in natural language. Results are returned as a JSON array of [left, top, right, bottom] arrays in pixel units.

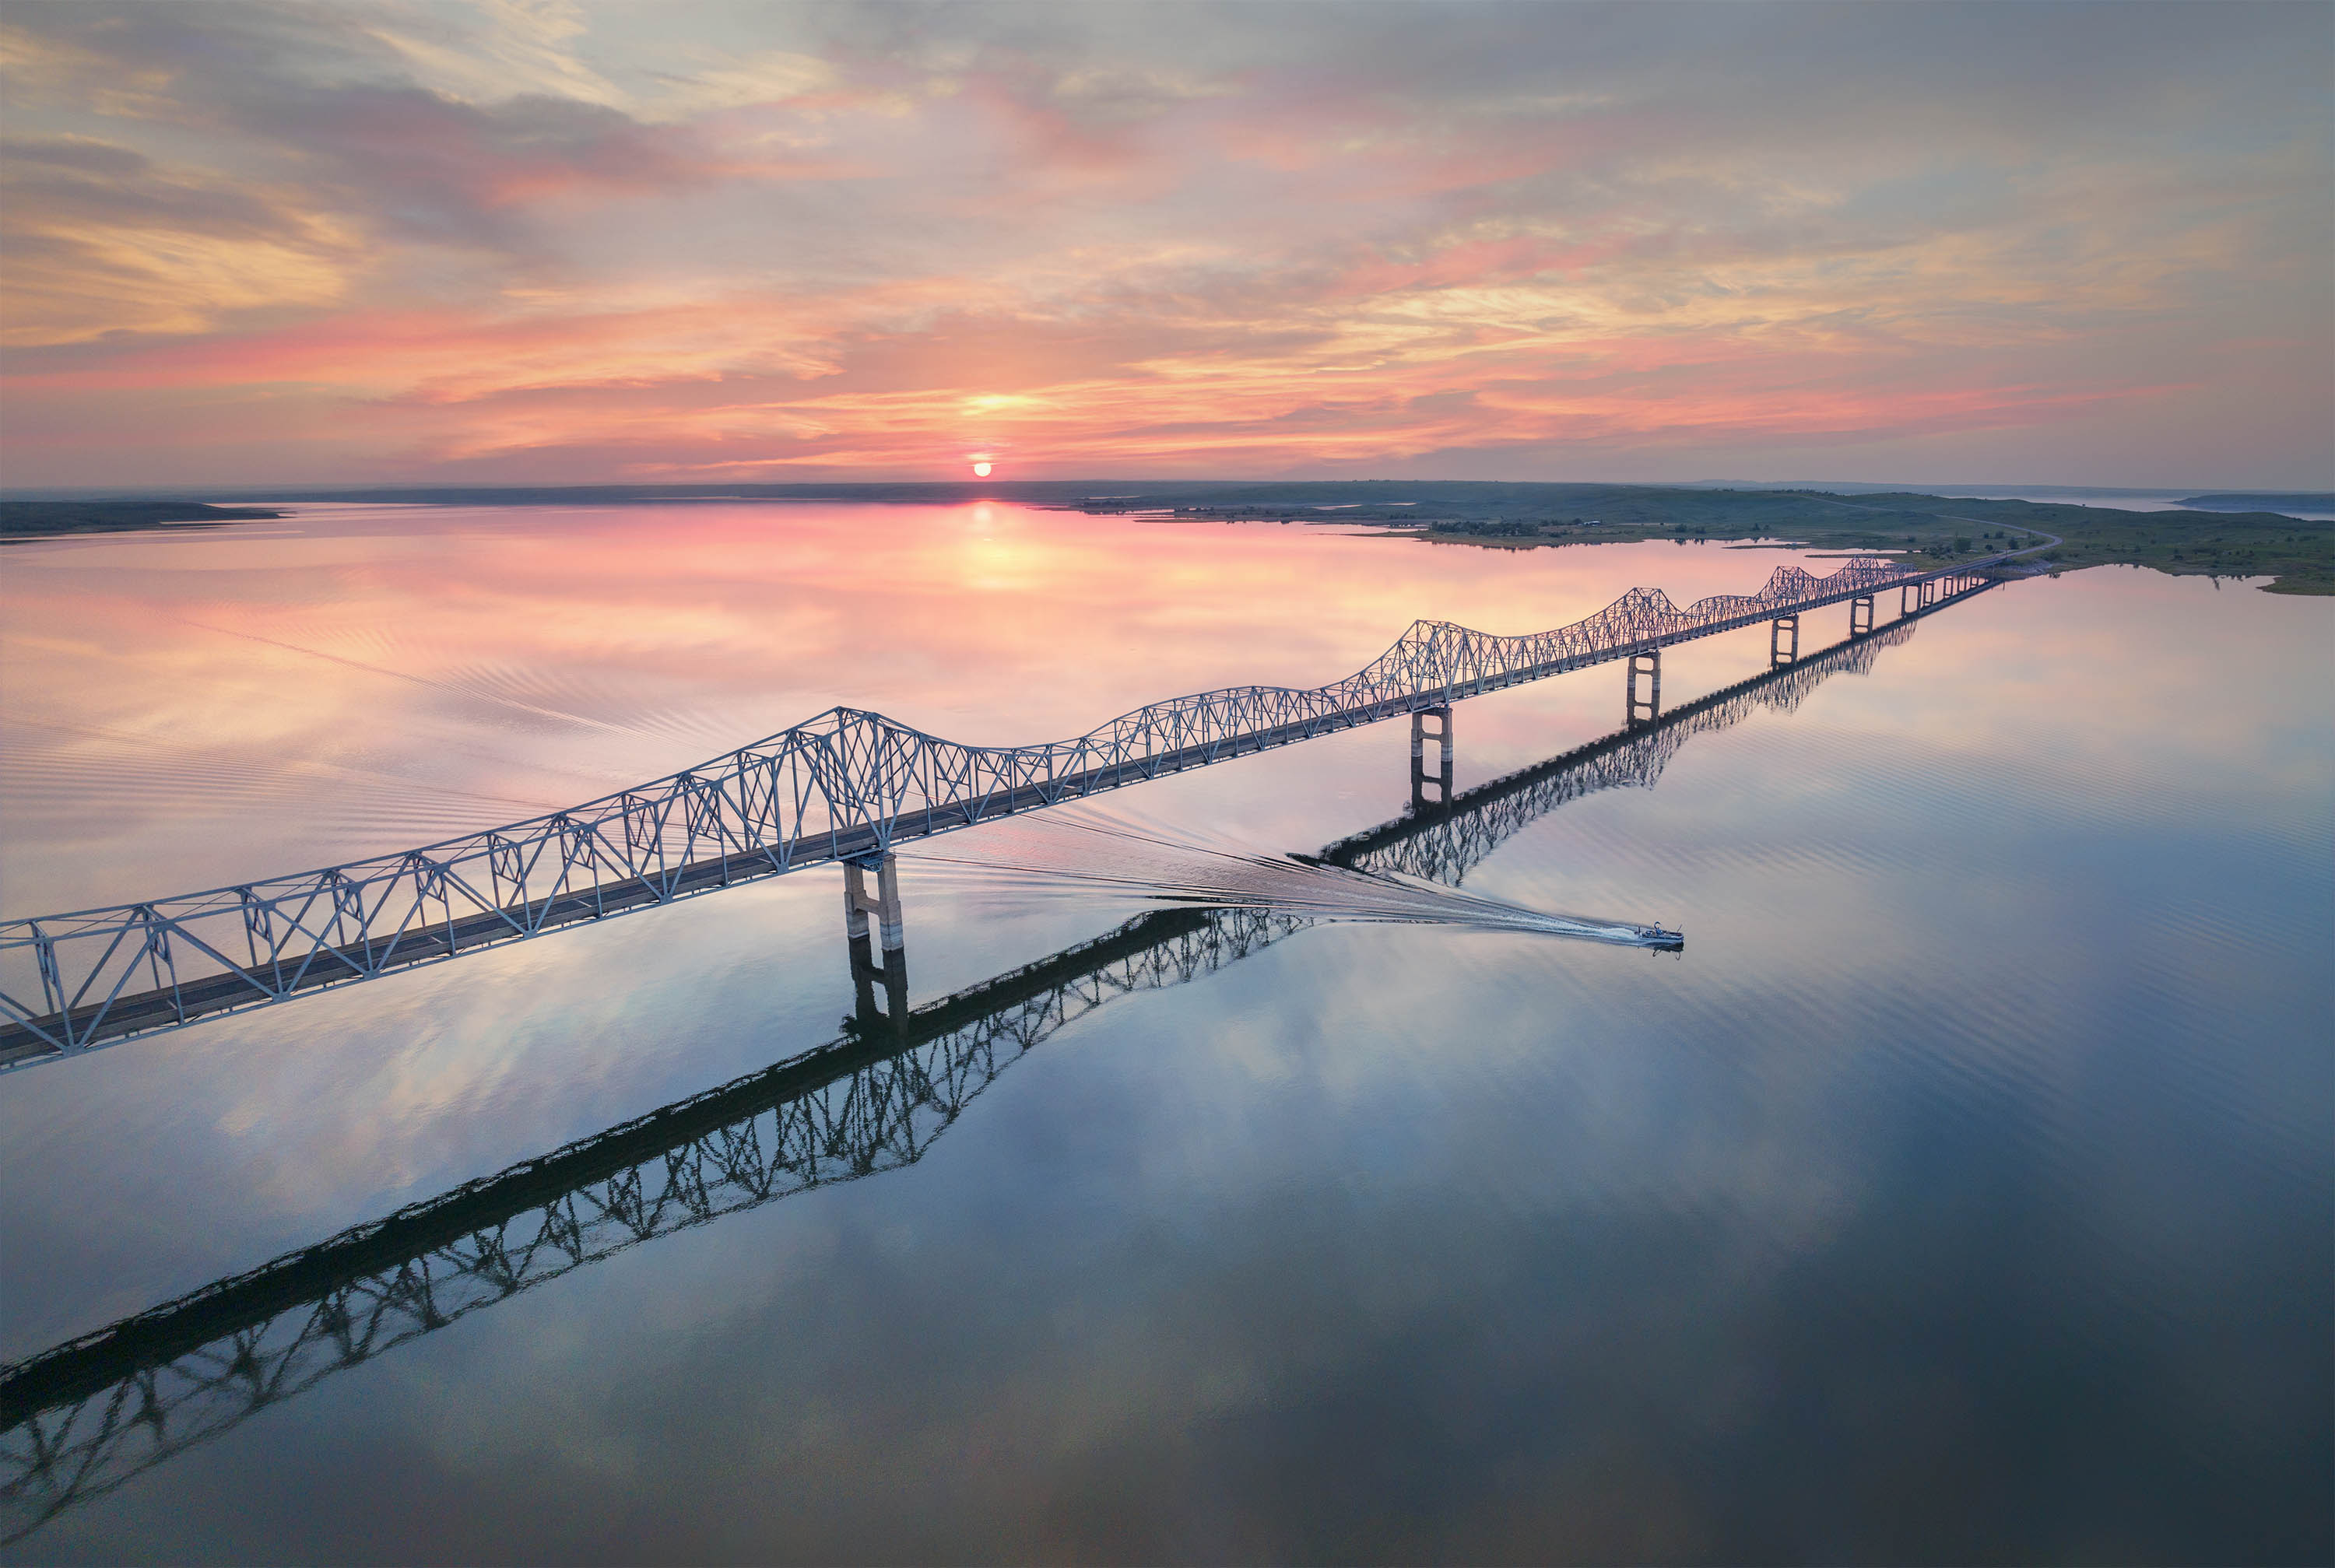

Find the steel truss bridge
[[0, 581, 1990, 1541], [0, 558, 2003, 1068], [1324, 602, 1934, 885]]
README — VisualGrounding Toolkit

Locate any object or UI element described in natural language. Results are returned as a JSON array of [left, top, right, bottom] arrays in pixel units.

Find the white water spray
[[898, 803, 1680, 949]]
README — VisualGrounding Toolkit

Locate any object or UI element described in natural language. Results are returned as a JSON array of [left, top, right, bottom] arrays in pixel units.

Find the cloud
[[648, 48, 841, 118], [0, 4, 747, 263], [238, 84, 722, 248], [0, 1, 2327, 486], [0, 135, 362, 345], [352, 0, 634, 110]]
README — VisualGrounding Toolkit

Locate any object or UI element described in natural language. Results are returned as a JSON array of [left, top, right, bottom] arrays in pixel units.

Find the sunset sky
[[2, 0, 2327, 489]]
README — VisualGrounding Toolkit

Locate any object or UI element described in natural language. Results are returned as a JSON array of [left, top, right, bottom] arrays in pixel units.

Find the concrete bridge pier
[[1850, 594, 1874, 637], [844, 854, 908, 1033], [1770, 613, 1800, 667], [1410, 706, 1453, 810], [1627, 649, 1662, 727]]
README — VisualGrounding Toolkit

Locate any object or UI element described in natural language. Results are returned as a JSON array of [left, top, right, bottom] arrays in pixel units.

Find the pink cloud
[[0, 2, 2323, 487]]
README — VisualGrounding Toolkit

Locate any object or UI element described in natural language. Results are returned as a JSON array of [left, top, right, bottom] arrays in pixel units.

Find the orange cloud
[[0, 2, 2323, 486]]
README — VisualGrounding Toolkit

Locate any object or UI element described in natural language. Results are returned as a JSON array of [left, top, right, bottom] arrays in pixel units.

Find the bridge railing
[[0, 556, 1965, 1062]]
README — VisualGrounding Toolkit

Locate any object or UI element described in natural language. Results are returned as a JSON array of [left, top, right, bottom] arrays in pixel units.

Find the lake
[[2, 503, 2327, 1564]]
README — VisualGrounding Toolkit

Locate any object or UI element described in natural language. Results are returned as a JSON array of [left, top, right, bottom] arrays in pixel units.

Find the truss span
[[1329, 602, 1943, 886], [0, 556, 1966, 1066], [0, 586, 1985, 1538]]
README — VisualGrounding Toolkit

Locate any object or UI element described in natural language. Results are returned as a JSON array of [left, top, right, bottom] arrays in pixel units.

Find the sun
[[971, 461, 992, 477]]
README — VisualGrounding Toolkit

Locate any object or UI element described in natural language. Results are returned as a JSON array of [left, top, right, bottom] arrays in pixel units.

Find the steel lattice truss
[[0, 905, 1306, 1540], [0, 557, 1979, 1066], [0, 577, 2013, 1542], [0, 581, 2005, 1540], [1334, 602, 1942, 886]]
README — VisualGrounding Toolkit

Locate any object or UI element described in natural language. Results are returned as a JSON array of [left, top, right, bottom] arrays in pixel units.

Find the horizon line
[[4, 478, 2326, 502]]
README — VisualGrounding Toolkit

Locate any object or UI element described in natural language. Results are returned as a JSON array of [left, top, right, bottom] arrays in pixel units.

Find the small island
[[2180, 493, 2335, 515], [0, 500, 286, 542]]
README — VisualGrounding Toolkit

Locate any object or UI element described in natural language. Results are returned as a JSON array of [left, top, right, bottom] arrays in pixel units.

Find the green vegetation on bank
[[2181, 493, 2334, 515], [0, 500, 283, 540], [1060, 482, 2335, 595], [1819, 494, 2335, 595]]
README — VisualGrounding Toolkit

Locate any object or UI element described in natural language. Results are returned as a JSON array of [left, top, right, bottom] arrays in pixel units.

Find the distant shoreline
[[0, 501, 285, 542], [3, 479, 2328, 514], [2179, 493, 2335, 514], [2, 485, 2326, 594]]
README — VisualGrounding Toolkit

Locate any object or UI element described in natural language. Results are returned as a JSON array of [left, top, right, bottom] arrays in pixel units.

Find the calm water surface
[[1, 504, 2327, 1564]]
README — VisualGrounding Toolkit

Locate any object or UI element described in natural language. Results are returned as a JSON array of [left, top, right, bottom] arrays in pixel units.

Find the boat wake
[[897, 802, 1680, 949]]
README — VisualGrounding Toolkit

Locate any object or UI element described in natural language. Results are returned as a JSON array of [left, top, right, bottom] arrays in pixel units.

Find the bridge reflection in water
[[0, 584, 1982, 1542]]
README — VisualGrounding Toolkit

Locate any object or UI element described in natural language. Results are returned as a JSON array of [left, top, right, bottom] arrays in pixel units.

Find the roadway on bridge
[[0, 549, 2036, 1068]]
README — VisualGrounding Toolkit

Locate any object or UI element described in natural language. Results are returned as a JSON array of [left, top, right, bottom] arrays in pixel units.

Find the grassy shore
[[1061, 482, 2335, 595], [1791, 493, 2335, 595]]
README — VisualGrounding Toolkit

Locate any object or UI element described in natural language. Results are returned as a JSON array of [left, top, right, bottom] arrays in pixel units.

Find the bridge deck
[[0, 595, 1993, 1538], [0, 562, 2010, 1065]]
